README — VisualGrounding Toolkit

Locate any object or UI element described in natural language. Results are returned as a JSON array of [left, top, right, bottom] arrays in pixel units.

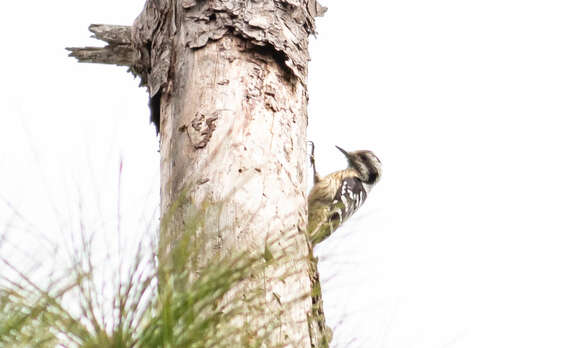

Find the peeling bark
[[132, 0, 326, 99]]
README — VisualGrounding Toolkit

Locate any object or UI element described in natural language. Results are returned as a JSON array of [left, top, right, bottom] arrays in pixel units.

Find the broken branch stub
[[68, 0, 325, 131], [66, 24, 139, 68]]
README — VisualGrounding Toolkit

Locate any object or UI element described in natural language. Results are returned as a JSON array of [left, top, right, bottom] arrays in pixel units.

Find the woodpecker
[[307, 143, 382, 245]]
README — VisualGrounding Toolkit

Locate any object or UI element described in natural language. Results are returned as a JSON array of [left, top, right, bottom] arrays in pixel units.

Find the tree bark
[[68, 0, 328, 346], [160, 33, 314, 346]]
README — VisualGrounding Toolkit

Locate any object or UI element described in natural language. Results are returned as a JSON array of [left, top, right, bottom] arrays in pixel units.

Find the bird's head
[[336, 146, 382, 185]]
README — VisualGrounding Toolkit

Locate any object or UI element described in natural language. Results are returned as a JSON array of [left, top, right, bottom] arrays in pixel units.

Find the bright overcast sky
[[2, 1, 580, 347]]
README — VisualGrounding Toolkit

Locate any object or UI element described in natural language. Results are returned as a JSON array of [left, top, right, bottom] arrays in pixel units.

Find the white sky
[[2, 1, 580, 347]]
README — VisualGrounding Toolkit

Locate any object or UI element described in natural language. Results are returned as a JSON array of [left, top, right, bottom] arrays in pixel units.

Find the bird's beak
[[335, 145, 350, 158]]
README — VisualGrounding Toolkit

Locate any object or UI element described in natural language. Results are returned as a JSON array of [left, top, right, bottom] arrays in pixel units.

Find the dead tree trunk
[[68, 1, 328, 346]]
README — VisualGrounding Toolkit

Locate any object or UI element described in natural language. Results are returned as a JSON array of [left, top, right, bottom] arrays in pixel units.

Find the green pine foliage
[[0, 200, 299, 348]]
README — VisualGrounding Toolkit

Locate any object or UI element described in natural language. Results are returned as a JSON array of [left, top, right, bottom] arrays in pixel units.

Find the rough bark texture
[[68, 0, 329, 346], [160, 34, 312, 346], [132, 0, 326, 104]]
